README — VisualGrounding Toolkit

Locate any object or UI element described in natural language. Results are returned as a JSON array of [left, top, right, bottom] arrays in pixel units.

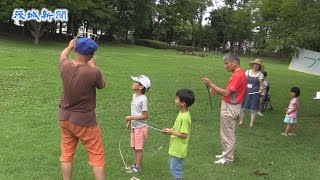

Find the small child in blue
[[281, 87, 300, 137], [163, 89, 195, 180]]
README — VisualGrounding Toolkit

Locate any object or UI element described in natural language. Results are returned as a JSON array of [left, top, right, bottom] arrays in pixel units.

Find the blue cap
[[75, 38, 98, 55]]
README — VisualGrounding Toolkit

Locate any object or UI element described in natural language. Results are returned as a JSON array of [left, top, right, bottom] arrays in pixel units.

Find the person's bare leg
[[239, 110, 245, 125], [259, 96, 264, 114], [133, 147, 137, 166], [61, 162, 72, 180], [283, 124, 291, 135], [93, 166, 105, 180], [249, 112, 256, 128], [291, 124, 296, 134], [135, 150, 143, 169]]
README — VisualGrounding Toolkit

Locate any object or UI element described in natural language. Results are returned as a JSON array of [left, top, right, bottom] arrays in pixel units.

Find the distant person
[[125, 75, 151, 173], [258, 71, 269, 116], [58, 38, 106, 180], [239, 58, 264, 128], [203, 52, 247, 164], [282, 87, 300, 136], [243, 45, 247, 54], [163, 89, 195, 180]]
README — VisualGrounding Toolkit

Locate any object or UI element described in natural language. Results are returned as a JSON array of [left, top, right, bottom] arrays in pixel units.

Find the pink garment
[[286, 97, 299, 118], [131, 126, 148, 150]]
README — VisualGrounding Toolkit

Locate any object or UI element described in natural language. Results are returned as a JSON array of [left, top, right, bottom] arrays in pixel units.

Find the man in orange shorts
[[58, 38, 106, 180]]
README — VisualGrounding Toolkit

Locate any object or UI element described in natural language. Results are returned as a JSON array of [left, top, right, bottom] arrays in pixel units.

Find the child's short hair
[[291, 87, 300, 97], [262, 71, 267, 78], [176, 89, 195, 107]]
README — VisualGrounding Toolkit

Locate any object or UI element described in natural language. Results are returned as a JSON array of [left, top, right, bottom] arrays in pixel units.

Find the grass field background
[[0, 36, 319, 180]]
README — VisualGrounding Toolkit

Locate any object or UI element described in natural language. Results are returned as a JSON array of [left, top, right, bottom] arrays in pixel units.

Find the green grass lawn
[[0, 36, 319, 180]]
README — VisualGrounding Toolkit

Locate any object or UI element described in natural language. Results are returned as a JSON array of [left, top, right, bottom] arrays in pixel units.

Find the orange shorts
[[131, 126, 148, 150], [59, 121, 105, 167]]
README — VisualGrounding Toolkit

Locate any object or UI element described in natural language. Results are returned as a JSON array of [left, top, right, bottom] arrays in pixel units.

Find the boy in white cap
[[125, 75, 151, 173]]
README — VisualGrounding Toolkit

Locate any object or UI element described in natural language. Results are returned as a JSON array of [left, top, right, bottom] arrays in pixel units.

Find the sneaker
[[257, 112, 264, 116], [214, 158, 229, 165], [215, 154, 223, 159], [125, 164, 135, 171], [288, 133, 296, 136], [281, 133, 288, 137], [130, 177, 140, 180], [126, 166, 141, 173]]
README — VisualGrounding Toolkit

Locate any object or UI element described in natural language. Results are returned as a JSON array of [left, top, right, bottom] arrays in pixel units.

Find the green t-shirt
[[168, 111, 191, 158]]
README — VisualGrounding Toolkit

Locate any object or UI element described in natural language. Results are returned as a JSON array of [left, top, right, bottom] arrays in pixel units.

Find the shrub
[[195, 47, 203, 52], [134, 39, 169, 49], [175, 45, 195, 52]]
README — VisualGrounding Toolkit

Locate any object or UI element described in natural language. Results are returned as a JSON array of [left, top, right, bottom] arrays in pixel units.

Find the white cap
[[131, 75, 151, 89]]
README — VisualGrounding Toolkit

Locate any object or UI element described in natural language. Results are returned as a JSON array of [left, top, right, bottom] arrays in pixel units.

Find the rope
[[133, 121, 163, 132], [118, 129, 129, 169], [119, 121, 164, 170]]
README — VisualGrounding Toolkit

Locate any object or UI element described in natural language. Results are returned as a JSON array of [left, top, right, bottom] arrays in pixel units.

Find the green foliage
[[153, 0, 212, 46], [111, 0, 135, 40], [174, 45, 195, 52], [0, 0, 14, 20], [81, 0, 116, 32], [135, 39, 169, 49], [206, 7, 230, 51], [132, 0, 155, 39], [200, 25, 219, 51], [1, 0, 320, 56], [250, 0, 320, 57]]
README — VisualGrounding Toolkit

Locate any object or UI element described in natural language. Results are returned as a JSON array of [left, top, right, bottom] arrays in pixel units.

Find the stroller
[[262, 84, 273, 110]]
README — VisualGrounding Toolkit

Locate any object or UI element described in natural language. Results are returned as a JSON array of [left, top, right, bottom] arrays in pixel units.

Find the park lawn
[[0, 36, 319, 180]]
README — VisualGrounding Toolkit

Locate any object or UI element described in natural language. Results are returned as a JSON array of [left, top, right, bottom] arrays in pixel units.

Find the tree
[[0, 0, 13, 21], [250, 0, 320, 57], [228, 5, 252, 52], [113, 0, 135, 41], [81, 0, 116, 35], [132, 0, 156, 39], [208, 7, 230, 51], [10, 0, 57, 44]]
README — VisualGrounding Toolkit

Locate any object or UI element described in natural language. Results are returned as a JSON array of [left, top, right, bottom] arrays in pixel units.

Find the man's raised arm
[[59, 39, 76, 63]]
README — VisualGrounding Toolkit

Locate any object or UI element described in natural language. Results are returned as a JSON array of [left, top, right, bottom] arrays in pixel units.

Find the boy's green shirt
[[168, 111, 191, 158]]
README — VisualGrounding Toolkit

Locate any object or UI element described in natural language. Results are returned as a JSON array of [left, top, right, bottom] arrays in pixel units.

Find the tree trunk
[[192, 34, 196, 47], [67, 21, 71, 41], [238, 41, 242, 53], [8, 15, 12, 33], [125, 29, 128, 41], [46, 23, 50, 40], [71, 16, 75, 37], [230, 40, 234, 51], [222, 35, 226, 52], [21, 22, 25, 37], [59, 22, 62, 34], [30, 21, 43, 45], [52, 22, 56, 39]]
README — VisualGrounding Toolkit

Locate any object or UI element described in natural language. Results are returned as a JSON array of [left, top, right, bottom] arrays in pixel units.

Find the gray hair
[[223, 52, 240, 65]]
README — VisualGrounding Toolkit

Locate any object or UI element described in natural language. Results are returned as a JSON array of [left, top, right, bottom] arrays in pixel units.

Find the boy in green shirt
[[163, 89, 195, 180]]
